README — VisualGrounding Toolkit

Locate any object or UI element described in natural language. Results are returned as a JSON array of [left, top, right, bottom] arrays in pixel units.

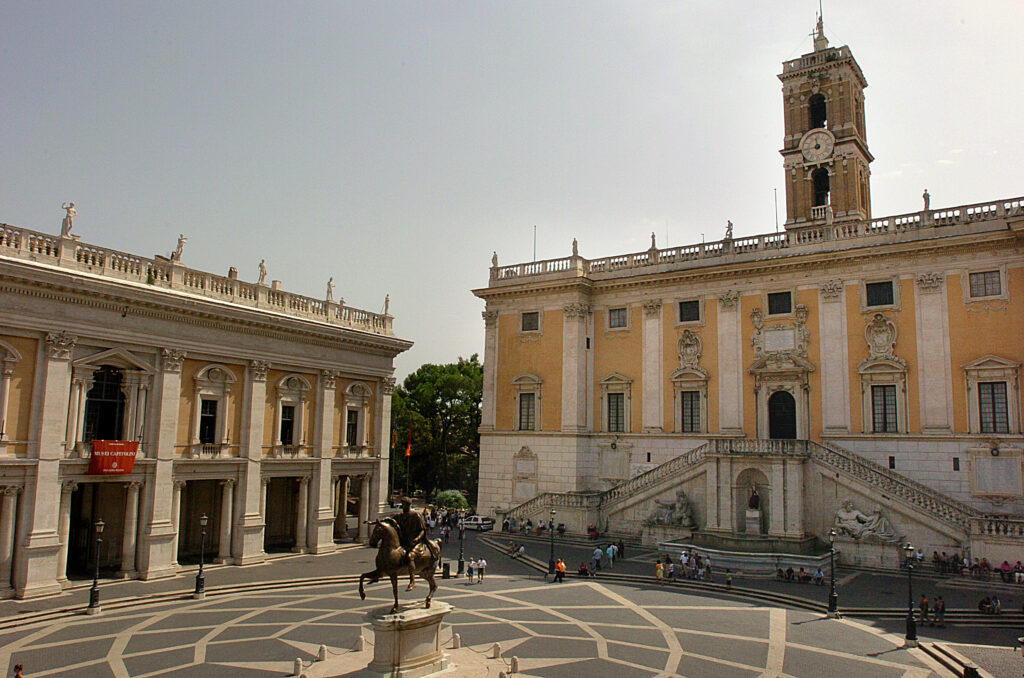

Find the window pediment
[[857, 356, 907, 375], [512, 373, 543, 386], [276, 374, 311, 395], [599, 372, 632, 387], [962, 355, 1020, 373], [670, 366, 708, 382], [74, 347, 155, 374]]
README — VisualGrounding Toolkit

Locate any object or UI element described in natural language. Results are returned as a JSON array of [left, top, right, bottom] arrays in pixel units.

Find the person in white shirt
[[477, 557, 487, 582]]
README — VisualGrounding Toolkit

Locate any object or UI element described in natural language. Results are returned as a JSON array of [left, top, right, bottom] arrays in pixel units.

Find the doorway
[[177, 480, 222, 565], [264, 477, 298, 552], [768, 390, 797, 440], [67, 483, 126, 578]]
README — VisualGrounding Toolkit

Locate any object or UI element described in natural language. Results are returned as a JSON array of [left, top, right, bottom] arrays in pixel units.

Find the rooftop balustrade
[[0, 224, 394, 336], [488, 197, 1023, 285]]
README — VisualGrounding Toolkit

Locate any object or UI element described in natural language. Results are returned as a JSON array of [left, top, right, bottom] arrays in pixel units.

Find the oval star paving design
[[0, 576, 944, 677]]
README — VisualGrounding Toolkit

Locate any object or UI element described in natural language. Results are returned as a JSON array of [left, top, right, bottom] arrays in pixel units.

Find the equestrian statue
[[359, 497, 442, 614]]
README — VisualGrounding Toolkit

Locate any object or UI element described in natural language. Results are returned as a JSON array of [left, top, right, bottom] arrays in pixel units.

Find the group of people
[[589, 542, 626, 571], [673, 551, 713, 581], [977, 595, 1002, 615], [776, 566, 826, 585], [500, 517, 568, 536], [464, 557, 487, 584], [930, 552, 1024, 583], [506, 542, 526, 559], [918, 594, 947, 626]]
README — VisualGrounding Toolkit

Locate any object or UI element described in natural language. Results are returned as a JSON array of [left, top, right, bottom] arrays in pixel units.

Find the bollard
[[355, 635, 365, 652], [499, 673, 507, 678], [442, 562, 451, 579], [452, 632, 461, 649], [317, 645, 327, 662], [962, 665, 980, 678], [510, 656, 520, 672], [491, 642, 502, 659], [293, 658, 303, 676]]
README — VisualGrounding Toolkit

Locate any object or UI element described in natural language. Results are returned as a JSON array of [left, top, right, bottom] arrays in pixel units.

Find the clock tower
[[779, 17, 872, 228]]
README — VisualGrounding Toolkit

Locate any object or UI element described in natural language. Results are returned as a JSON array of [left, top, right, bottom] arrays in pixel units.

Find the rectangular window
[[953, 457, 960, 471], [607, 393, 625, 432], [969, 270, 1001, 298], [871, 385, 897, 433], [280, 404, 295, 445], [865, 281, 894, 307], [678, 300, 700, 323], [199, 399, 218, 444], [521, 311, 539, 332], [680, 391, 700, 433], [888, 456, 896, 470], [979, 381, 1009, 433], [608, 307, 628, 329], [767, 291, 792, 315], [518, 393, 535, 431], [346, 409, 360, 446]]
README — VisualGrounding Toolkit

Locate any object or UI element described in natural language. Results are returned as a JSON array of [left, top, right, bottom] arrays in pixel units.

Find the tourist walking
[[477, 557, 487, 582], [655, 561, 664, 584], [467, 558, 476, 584]]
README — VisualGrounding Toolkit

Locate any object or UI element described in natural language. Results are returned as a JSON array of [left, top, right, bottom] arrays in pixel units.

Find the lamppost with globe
[[194, 513, 209, 599], [457, 514, 465, 575], [547, 509, 556, 577], [827, 528, 838, 616], [86, 519, 105, 615], [904, 542, 917, 646]]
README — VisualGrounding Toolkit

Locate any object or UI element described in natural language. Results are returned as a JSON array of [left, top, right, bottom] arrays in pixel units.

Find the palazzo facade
[[0, 222, 410, 598], [473, 22, 1024, 564]]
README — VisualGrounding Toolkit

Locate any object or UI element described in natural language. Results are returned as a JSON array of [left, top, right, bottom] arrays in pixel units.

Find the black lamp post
[[904, 542, 917, 646], [194, 513, 209, 599], [457, 515, 465, 575], [87, 519, 105, 614], [547, 509, 556, 576], [826, 528, 838, 615]]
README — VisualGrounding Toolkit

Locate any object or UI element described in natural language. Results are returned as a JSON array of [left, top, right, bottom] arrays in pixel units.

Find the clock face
[[800, 130, 835, 162]]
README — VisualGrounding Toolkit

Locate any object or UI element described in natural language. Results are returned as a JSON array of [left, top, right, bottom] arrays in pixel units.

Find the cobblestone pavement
[[0, 531, 1017, 676], [1, 575, 948, 677]]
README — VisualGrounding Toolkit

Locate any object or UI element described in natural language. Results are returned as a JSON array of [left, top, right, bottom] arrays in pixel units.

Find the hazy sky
[[2, 2, 1021, 379]]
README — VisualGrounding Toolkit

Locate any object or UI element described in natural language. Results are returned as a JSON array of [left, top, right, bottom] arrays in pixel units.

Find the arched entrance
[[768, 391, 797, 440]]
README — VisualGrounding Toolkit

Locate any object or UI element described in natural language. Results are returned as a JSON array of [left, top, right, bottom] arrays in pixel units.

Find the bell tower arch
[[779, 16, 872, 228]]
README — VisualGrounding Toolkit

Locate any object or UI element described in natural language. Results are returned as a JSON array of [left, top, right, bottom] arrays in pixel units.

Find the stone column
[[260, 477, 270, 521], [56, 481, 77, 585], [294, 477, 309, 552], [704, 457, 720, 532], [784, 459, 804, 537], [336, 475, 349, 541], [216, 479, 234, 563], [480, 311, 499, 431], [374, 377, 396, 516], [915, 273, 952, 432], [72, 375, 92, 454], [237, 360, 268, 565], [357, 475, 370, 543], [15, 332, 75, 598], [716, 293, 744, 435], [64, 374, 83, 454], [120, 481, 142, 576], [641, 300, 664, 431], [561, 303, 590, 432], [308, 372, 337, 554], [0, 487, 22, 590], [170, 480, 185, 565], [818, 281, 850, 432], [719, 456, 733, 533], [0, 363, 13, 441], [769, 461, 785, 538]]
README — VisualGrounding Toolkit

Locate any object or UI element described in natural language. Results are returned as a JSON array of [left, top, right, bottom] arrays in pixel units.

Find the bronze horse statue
[[359, 518, 441, 614]]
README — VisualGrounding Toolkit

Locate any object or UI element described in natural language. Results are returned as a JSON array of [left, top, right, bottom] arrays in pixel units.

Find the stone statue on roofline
[[258, 259, 267, 285], [326, 277, 334, 301], [171, 234, 187, 262], [60, 202, 76, 236]]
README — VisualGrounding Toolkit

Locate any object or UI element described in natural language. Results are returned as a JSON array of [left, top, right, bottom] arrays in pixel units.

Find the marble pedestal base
[[642, 523, 692, 546], [365, 602, 453, 678], [745, 509, 762, 535]]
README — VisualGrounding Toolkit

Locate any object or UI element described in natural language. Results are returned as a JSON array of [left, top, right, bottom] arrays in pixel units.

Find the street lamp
[[547, 509, 556, 577], [457, 515, 465, 575], [827, 528, 838, 616], [194, 513, 209, 599], [86, 519, 105, 615], [904, 542, 917, 646]]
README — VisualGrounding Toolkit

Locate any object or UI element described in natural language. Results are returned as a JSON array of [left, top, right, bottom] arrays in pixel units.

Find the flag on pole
[[404, 424, 412, 457]]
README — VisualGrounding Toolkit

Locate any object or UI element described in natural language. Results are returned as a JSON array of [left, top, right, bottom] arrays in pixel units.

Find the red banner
[[88, 440, 139, 475]]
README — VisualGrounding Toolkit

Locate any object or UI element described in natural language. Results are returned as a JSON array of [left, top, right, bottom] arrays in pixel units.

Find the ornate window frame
[[274, 374, 311, 453], [606, 305, 631, 332], [191, 363, 237, 455], [674, 297, 705, 327], [963, 355, 1021, 434], [671, 367, 708, 434], [71, 347, 156, 456], [599, 373, 632, 433], [519, 310, 542, 336], [0, 339, 23, 445], [859, 275, 901, 312], [342, 381, 373, 453], [858, 359, 908, 434], [763, 288, 797, 317], [512, 374, 542, 431], [961, 265, 1008, 304]]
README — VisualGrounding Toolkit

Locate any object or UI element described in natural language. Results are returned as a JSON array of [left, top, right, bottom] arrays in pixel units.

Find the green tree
[[389, 355, 482, 504]]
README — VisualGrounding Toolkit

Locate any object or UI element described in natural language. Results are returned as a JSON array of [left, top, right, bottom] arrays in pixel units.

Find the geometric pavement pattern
[[0, 576, 948, 677]]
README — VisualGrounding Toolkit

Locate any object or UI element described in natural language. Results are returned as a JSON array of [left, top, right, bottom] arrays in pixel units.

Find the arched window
[[812, 168, 830, 207], [84, 366, 125, 441], [809, 93, 827, 129]]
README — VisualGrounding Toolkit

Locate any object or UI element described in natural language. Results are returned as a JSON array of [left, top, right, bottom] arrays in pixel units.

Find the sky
[[2, 2, 1021, 380]]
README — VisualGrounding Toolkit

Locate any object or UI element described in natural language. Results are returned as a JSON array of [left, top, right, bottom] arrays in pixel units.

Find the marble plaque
[[764, 328, 795, 352]]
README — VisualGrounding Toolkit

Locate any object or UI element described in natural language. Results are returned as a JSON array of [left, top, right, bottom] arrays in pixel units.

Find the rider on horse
[[394, 497, 433, 591]]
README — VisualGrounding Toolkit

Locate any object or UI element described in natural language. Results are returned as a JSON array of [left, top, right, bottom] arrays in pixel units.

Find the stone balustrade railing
[[0, 223, 394, 336], [972, 515, 1024, 539], [601, 443, 709, 507], [489, 196, 1024, 284], [503, 491, 601, 521], [810, 441, 979, 532]]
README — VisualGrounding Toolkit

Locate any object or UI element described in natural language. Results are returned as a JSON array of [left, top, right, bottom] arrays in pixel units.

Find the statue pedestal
[[642, 524, 692, 546], [745, 509, 762, 535], [365, 602, 453, 678]]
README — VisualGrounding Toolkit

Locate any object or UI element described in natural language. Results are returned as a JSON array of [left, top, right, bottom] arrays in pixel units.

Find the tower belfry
[[779, 18, 872, 228]]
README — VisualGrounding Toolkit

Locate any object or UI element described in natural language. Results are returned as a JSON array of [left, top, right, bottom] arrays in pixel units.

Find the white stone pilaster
[[56, 480, 77, 585], [561, 303, 590, 432], [716, 294, 744, 434], [294, 477, 309, 553], [819, 281, 850, 432], [719, 457, 733, 532], [374, 378, 394, 517], [237, 360, 268, 566], [705, 457, 720, 531], [357, 475, 370, 543], [769, 460, 785, 537], [480, 311, 498, 431], [215, 479, 234, 563], [120, 481, 141, 576], [335, 475, 350, 540], [784, 459, 804, 537], [170, 480, 185, 565], [641, 300, 663, 432], [915, 273, 953, 432], [309, 372, 337, 554], [0, 487, 22, 590]]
